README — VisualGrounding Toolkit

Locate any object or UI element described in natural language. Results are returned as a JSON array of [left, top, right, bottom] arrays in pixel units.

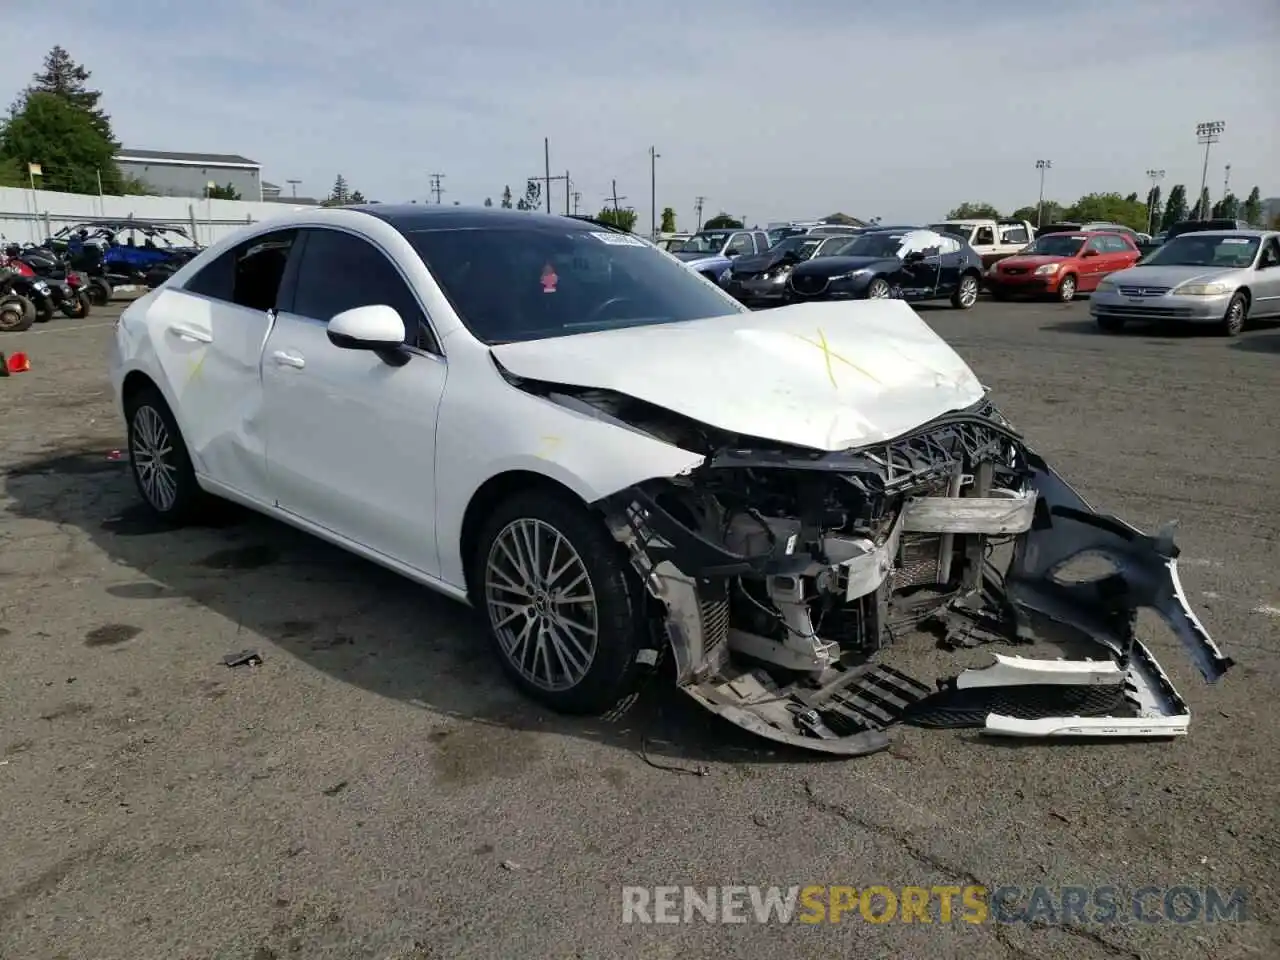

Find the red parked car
[[987, 231, 1141, 302]]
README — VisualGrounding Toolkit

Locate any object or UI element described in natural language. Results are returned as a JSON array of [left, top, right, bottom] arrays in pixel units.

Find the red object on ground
[[541, 263, 558, 293], [6, 351, 30, 373]]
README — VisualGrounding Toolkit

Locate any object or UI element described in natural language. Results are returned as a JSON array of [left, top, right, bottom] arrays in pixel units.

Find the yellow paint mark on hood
[[792, 329, 883, 387]]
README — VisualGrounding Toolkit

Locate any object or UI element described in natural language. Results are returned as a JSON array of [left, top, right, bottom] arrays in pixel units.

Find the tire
[[124, 385, 204, 525], [866, 277, 891, 299], [1217, 292, 1247, 337], [0, 296, 32, 332], [1056, 274, 1077, 302], [472, 490, 648, 715], [33, 299, 54, 323], [60, 290, 91, 319], [951, 272, 980, 309], [87, 279, 111, 306], [1096, 315, 1125, 333]]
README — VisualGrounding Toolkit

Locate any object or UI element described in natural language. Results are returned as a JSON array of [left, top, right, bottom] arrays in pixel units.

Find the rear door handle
[[271, 350, 305, 369], [167, 324, 212, 343]]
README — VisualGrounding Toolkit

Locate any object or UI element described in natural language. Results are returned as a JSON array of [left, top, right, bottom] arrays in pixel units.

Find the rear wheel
[[1217, 292, 1247, 337], [87, 278, 111, 306], [124, 385, 204, 525], [473, 491, 648, 715], [60, 291, 91, 319], [951, 273, 980, 309], [0, 296, 33, 332], [866, 277, 891, 299], [1056, 274, 1077, 302]]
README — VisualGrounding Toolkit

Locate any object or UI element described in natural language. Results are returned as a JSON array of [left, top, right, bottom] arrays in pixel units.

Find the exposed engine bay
[[521, 377, 1235, 755]]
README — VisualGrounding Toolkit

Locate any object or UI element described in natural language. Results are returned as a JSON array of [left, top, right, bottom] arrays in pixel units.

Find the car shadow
[[2, 447, 850, 769], [1038, 318, 1207, 339], [1231, 330, 1280, 353]]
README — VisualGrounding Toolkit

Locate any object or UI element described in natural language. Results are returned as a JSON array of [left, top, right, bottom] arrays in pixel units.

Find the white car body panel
[[491, 299, 985, 452]]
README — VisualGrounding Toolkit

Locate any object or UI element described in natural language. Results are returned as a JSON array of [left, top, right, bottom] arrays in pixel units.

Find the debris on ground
[[221, 649, 263, 668]]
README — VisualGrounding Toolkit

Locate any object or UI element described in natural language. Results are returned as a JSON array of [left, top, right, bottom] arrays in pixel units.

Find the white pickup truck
[[927, 218, 1036, 267]]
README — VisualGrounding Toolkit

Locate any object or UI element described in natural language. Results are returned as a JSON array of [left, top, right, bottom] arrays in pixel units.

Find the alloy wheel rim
[[131, 405, 179, 511], [960, 278, 978, 305], [1061, 278, 1075, 299], [484, 518, 598, 691], [868, 280, 890, 299], [1228, 302, 1243, 330]]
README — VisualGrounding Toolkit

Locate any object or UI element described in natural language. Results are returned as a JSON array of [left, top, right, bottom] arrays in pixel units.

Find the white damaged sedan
[[108, 206, 1233, 755]]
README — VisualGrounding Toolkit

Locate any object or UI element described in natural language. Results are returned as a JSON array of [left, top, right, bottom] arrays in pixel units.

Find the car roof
[[356, 203, 602, 234], [1169, 228, 1272, 238]]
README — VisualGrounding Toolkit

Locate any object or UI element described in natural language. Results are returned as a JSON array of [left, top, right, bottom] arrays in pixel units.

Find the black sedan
[[785, 228, 985, 309], [723, 234, 854, 307]]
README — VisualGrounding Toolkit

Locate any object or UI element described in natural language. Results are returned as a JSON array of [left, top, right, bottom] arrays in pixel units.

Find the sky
[[2, 0, 1277, 228]]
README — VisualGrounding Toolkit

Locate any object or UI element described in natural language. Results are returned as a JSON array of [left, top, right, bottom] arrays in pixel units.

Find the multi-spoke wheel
[[951, 273, 980, 309], [866, 278, 891, 299], [474, 491, 648, 714], [125, 384, 203, 524]]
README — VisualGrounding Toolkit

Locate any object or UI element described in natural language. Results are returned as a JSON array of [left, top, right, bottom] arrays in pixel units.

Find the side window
[[753, 231, 769, 252], [974, 226, 995, 246], [1084, 237, 1105, 253], [938, 236, 961, 255], [1000, 226, 1029, 244], [183, 230, 296, 311], [291, 229, 435, 350], [1259, 239, 1280, 268], [725, 233, 754, 256]]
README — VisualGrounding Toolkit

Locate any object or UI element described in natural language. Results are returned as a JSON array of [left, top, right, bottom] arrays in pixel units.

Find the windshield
[[677, 231, 732, 253], [1142, 234, 1259, 268], [405, 226, 747, 344], [771, 236, 824, 259], [837, 233, 906, 258], [767, 227, 806, 245], [1021, 235, 1086, 256], [928, 223, 972, 240]]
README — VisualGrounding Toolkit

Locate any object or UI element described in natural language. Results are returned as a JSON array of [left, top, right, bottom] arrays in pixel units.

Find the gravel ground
[[1, 300, 1277, 960]]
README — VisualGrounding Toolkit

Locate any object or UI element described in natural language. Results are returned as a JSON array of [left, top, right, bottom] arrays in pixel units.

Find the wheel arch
[[1232, 286, 1251, 307]]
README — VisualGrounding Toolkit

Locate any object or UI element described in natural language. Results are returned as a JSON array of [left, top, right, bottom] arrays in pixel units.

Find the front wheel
[[0, 295, 33, 332], [866, 277, 891, 299], [60, 291, 91, 319], [473, 491, 649, 715], [87, 279, 111, 306], [125, 385, 204, 525], [1056, 274, 1077, 302], [1217, 292, 1247, 337], [951, 273, 979, 309]]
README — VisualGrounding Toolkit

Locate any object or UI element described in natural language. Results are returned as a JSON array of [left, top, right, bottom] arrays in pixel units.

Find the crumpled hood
[[490, 299, 985, 452]]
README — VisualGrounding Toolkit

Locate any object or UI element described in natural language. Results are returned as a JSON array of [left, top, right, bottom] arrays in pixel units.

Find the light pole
[[1035, 160, 1052, 228], [1195, 121, 1225, 219], [649, 146, 660, 240], [286, 179, 300, 198], [1145, 168, 1165, 235]]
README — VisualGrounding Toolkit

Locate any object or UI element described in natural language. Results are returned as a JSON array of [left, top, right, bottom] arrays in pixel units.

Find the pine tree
[[26, 46, 114, 143], [1160, 185, 1188, 230], [327, 174, 350, 205], [1145, 185, 1162, 233], [1196, 186, 1212, 220], [500, 185, 512, 208], [484, 197, 493, 207], [1241, 187, 1262, 226], [349, 190, 365, 204]]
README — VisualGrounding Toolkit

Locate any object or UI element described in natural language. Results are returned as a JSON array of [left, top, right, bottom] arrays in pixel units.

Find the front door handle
[[271, 350, 305, 369], [167, 324, 212, 343]]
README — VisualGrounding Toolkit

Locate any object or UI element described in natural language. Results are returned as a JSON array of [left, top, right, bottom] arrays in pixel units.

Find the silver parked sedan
[[1090, 229, 1280, 336]]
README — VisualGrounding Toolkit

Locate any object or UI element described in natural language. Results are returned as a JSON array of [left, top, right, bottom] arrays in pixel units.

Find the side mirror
[[1082, 249, 1099, 257], [327, 305, 407, 361], [724, 249, 740, 258]]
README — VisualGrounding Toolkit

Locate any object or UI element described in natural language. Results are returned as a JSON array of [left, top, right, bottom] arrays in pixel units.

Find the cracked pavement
[[0, 303, 1277, 959]]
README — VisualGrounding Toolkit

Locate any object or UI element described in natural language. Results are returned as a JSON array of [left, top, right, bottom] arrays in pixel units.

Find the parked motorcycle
[[5, 244, 92, 319], [0, 268, 36, 332]]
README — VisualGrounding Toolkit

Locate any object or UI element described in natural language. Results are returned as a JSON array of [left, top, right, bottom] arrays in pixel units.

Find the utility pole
[[1034, 160, 1051, 228], [1223, 163, 1231, 203], [572, 191, 581, 215], [565, 171, 571, 215], [608, 180, 627, 214], [544, 137, 551, 214], [429, 173, 446, 204], [286, 179, 301, 198], [1145, 169, 1165, 235], [530, 170, 569, 212], [649, 146, 660, 239], [1195, 121, 1225, 219], [694, 196, 705, 231]]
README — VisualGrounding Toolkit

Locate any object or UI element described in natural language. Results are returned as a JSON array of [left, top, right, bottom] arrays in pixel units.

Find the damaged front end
[[594, 397, 1234, 755]]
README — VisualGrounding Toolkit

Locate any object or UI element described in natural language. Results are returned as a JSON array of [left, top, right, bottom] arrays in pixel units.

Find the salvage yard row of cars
[[669, 216, 1280, 336], [109, 204, 1235, 757]]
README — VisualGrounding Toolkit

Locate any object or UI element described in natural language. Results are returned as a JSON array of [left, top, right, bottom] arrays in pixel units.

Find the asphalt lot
[[1, 299, 1277, 960]]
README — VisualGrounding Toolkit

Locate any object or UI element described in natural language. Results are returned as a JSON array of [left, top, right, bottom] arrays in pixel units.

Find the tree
[[595, 206, 638, 232], [1123, 192, 1139, 203], [1011, 202, 1063, 226], [1195, 186, 1211, 220], [24, 46, 113, 143], [702, 212, 743, 229], [1063, 192, 1149, 231], [660, 206, 676, 232], [1241, 186, 1262, 225], [0, 91, 121, 194], [945, 202, 1001, 219], [324, 174, 351, 206], [0, 155, 24, 188], [1145, 186, 1162, 234], [500, 185, 512, 208], [483, 197, 493, 207], [1160, 185, 1188, 230], [350, 190, 366, 204], [207, 182, 240, 200], [515, 178, 542, 211], [1212, 193, 1238, 219]]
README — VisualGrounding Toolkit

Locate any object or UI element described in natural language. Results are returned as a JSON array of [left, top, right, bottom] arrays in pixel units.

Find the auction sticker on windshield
[[1220, 238, 1250, 243], [590, 231, 646, 247]]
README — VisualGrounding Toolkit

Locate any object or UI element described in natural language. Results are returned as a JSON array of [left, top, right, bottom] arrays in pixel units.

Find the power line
[[429, 173, 446, 204], [694, 196, 705, 231], [572, 191, 582, 215]]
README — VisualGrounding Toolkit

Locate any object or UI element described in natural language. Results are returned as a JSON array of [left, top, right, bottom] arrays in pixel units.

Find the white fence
[[0, 185, 311, 248]]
